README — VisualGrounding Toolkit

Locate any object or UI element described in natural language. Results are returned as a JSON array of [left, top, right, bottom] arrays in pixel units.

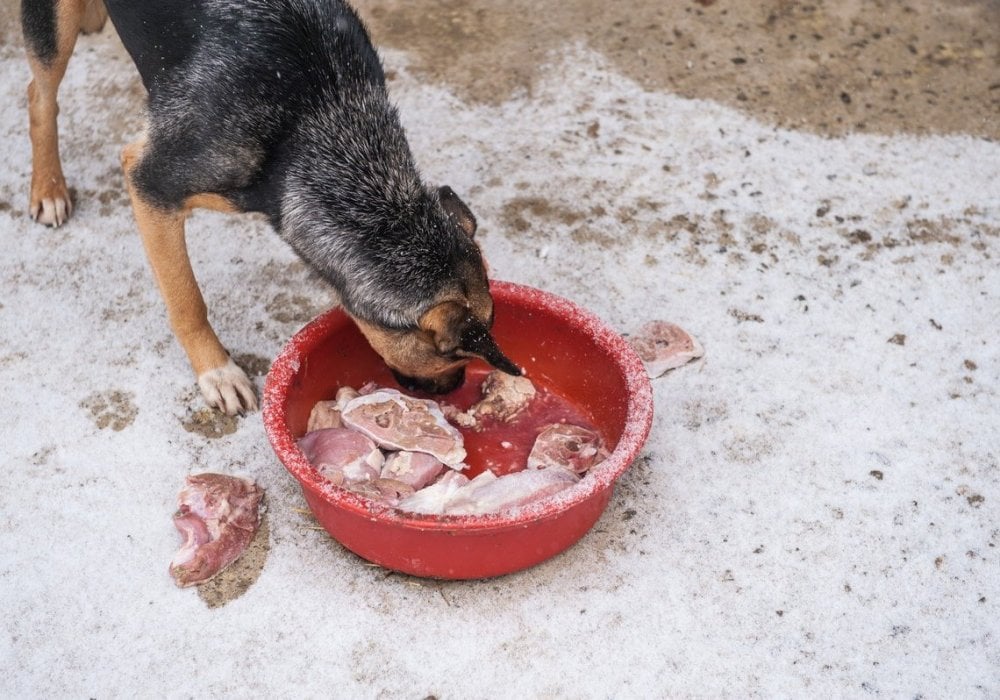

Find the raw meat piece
[[396, 471, 470, 515], [305, 386, 361, 432], [169, 473, 264, 588], [306, 400, 342, 432], [381, 451, 445, 490], [451, 370, 537, 428], [298, 428, 383, 485], [436, 470, 498, 514], [341, 389, 467, 467], [445, 467, 579, 515], [336, 386, 361, 405], [474, 371, 536, 421], [440, 402, 472, 426], [373, 478, 416, 504], [627, 320, 704, 377], [343, 477, 415, 506], [527, 423, 607, 474]]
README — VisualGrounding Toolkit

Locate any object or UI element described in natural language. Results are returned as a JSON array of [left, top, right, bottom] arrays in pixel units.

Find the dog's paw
[[29, 177, 73, 227], [197, 358, 259, 416]]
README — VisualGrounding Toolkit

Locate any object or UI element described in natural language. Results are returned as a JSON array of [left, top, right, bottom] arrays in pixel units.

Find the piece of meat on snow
[[445, 467, 580, 515], [169, 473, 264, 588], [627, 320, 704, 377], [340, 389, 467, 467], [298, 428, 384, 485], [381, 451, 445, 490], [527, 423, 608, 474]]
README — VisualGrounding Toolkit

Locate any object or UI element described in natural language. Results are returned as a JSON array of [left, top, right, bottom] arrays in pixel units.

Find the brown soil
[[80, 390, 138, 431], [196, 509, 270, 608], [4, 0, 994, 138], [359, 0, 1000, 139]]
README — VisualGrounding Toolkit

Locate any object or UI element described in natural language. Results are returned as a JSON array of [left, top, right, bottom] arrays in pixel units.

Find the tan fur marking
[[122, 139, 231, 379], [350, 313, 468, 378], [418, 301, 467, 352], [25, 0, 88, 226], [80, 0, 109, 34], [183, 193, 241, 214]]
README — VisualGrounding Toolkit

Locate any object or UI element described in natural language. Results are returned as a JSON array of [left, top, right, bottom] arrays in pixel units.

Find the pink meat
[[305, 386, 361, 432], [527, 423, 608, 474], [169, 473, 264, 588], [451, 370, 537, 428], [381, 451, 445, 490], [444, 468, 579, 515], [298, 428, 383, 485], [340, 389, 467, 467], [306, 400, 342, 432], [627, 320, 704, 377], [341, 477, 416, 506]]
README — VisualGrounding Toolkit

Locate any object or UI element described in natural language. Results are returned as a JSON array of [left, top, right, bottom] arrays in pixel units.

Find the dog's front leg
[[121, 140, 257, 415]]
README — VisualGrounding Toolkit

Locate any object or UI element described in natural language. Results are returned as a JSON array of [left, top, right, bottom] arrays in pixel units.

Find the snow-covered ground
[[2, 22, 998, 699]]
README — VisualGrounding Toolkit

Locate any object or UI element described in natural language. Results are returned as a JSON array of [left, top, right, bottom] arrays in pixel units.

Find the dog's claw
[[197, 359, 259, 416]]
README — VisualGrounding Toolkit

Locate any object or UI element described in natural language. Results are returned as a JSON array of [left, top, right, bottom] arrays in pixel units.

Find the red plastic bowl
[[263, 280, 653, 579]]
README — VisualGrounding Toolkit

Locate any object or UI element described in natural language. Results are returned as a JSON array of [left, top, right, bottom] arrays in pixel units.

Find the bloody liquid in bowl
[[432, 367, 606, 478]]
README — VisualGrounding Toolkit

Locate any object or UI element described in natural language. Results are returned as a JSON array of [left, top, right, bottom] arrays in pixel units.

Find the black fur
[[21, 0, 58, 65], [103, 0, 484, 330]]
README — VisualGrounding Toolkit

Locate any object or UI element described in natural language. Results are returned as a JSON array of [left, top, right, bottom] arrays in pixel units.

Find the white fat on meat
[[381, 451, 445, 490], [396, 470, 470, 514], [340, 389, 467, 467], [527, 423, 607, 474], [297, 428, 384, 485], [444, 467, 579, 515]]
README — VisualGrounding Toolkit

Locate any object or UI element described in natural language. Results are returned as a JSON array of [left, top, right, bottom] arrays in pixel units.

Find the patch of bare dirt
[[232, 352, 271, 378], [360, 0, 1000, 139], [80, 390, 138, 431], [181, 407, 239, 439], [196, 508, 270, 609]]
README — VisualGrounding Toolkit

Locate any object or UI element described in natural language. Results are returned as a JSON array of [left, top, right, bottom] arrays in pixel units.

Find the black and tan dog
[[21, 0, 519, 415]]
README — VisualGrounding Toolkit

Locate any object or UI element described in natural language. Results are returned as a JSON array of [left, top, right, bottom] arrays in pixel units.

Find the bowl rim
[[262, 280, 654, 533]]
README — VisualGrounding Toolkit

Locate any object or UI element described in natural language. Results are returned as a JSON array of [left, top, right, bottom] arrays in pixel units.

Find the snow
[[2, 26, 999, 699]]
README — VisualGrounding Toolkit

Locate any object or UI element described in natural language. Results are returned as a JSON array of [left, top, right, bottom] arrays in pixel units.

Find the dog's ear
[[438, 186, 477, 238], [419, 301, 521, 375]]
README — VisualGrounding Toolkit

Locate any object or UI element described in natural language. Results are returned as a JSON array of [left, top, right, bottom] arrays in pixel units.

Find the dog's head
[[348, 186, 519, 394]]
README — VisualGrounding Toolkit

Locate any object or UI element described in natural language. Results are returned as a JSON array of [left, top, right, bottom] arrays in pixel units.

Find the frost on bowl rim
[[263, 281, 654, 568]]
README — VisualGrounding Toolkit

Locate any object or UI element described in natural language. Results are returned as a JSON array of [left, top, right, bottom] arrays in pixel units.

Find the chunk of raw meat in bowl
[[396, 470, 471, 515], [527, 423, 607, 474], [381, 451, 445, 490], [298, 428, 384, 485], [449, 370, 537, 428], [169, 473, 264, 588], [305, 386, 360, 432], [444, 467, 580, 515], [340, 389, 466, 467]]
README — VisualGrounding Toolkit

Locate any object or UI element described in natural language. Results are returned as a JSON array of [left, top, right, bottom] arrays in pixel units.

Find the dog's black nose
[[391, 367, 465, 395]]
